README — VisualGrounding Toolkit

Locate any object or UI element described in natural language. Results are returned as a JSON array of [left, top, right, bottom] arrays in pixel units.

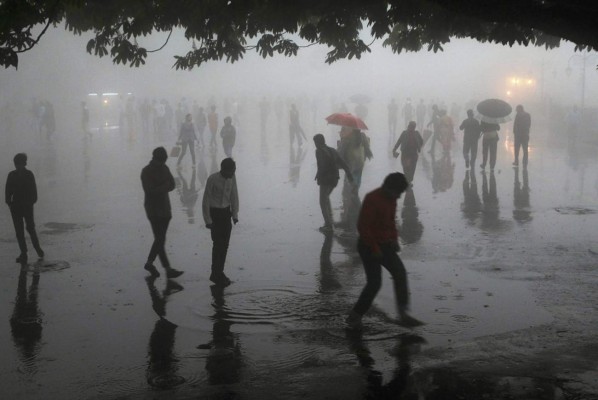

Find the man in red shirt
[[346, 172, 424, 329]]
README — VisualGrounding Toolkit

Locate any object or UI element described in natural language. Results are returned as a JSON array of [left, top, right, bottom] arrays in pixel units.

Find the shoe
[[16, 254, 27, 264], [479, 164, 485, 169], [318, 225, 333, 233], [220, 274, 232, 287], [512, 161, 518, 166], [144, 263, 160, 277], [37, 249, 45, 259], [345, 311, 363, 329], [166, 268, 184, 279], [210, 272, 231, 287]]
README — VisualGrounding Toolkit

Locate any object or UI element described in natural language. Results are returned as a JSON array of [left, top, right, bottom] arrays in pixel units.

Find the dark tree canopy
[[1, 0, 597, 69]]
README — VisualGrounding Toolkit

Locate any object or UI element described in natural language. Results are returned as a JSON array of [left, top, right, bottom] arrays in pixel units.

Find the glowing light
[[526, 79, 533, 85], [103, 99, 109, 105], [506, 90, 512, 97], [87, 93, 98, 96], [102, 92, 119, 97]]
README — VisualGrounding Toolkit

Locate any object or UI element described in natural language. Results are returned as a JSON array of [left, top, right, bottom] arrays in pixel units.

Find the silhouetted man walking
[[513, 104, 531, 167], [459, 109, 481, 169], [141, 147, 183, 279], [5, 153, 44, 263], [346, 172, 423, 329], [202, 158, 239, 286], [313, 133, 352, 232]]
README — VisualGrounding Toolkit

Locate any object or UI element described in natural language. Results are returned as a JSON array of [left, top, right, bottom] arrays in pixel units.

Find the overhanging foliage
[[0, 0, 596, 69]]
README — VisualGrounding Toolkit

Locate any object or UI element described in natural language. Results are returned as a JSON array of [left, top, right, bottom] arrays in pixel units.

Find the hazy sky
[[1, 25, 596, 109]]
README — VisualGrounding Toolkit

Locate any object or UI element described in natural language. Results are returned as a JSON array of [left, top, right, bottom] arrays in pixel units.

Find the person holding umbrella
[[479, 120, 500, 171], [476, 99, 512, 171]]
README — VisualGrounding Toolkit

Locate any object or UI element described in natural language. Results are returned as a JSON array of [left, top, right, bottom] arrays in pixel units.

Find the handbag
[[170, 145, 181, 157], [483, 131, 499, 141]]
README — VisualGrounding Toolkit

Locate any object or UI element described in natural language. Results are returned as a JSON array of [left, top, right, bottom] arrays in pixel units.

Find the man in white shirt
[[202, 158, 239, 286]]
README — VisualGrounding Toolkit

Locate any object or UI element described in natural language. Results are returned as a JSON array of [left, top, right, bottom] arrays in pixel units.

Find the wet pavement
[[1, 108, 598, 399]]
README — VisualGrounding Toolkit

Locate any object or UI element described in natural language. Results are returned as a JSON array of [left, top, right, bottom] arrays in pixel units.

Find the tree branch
[[146, 29, 173, 53]]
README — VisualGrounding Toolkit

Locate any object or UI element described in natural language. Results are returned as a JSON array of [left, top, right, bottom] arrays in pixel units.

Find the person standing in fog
[[402, 98, 413, 129], [208, 105, 219, 149], [426, 104, 441, 154], [459, 109, 481, 169], [313, 134, 353, 233], [220, 116, 236, 158], [479, 121, 500, 171], [5, 153, 44, 263], [177, 113, 197, 167], [416, 99, 426, 133], [392, 121, 423, 183], [202, 158, 239, 287], [289, 104, 305, 147], [81, 101, 91, 139], [346, 172, 423, 329], [141, 147, 184, 279], [195, 106, 207, 148], [388, 98, 398, 140], [512, 105, 531, 167]]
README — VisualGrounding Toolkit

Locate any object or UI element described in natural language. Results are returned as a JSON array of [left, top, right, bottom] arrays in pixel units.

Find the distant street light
[[566, 51, 598, 114]]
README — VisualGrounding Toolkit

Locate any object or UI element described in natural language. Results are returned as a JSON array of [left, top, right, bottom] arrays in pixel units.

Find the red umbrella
[[325, 113, 368, 130]]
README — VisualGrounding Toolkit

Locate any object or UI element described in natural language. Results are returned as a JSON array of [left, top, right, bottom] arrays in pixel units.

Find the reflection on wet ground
[[0, 114, 597, 399]]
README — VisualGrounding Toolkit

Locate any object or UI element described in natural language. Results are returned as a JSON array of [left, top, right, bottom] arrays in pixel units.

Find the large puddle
[[0, 108, 596, 399]]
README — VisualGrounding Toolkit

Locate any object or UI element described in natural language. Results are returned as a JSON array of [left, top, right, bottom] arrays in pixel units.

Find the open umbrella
[[476, 98, 512, 123], [325, 113, 368, 130]]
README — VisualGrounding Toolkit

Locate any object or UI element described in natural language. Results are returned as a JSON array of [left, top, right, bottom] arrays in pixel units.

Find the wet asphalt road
[[1, 107, 597, 399]]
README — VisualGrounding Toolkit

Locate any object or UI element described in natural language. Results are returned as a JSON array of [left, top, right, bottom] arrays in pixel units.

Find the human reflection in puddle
[[10, 262, 43, 376], [461, 169, 481, 225], [513, 167, 532, 223], [430, 151, 455, 193], [318, 232, 343, 293], [481, 170, 500, 230], [346, 329, 426, 399], [176, 167, 199, 224], [197, 285, 243, 387], [82, 133, 91, 184], [260, 127, 270, 166], [399, 188, 423, 244], [289, 144, 307, 188], [209, 146, 219, 175], [196, 152, 209, 190], [145, 276, 185, 389]]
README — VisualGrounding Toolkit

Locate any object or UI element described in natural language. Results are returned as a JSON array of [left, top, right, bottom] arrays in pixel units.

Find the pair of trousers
[[319, 184, 336, 227], [400, 154, 418, 183], [223, 144, 233, 158], [177, 141, 196, 165], [514, 135, 529, 165], [10, 205, 42, 256], [210, 207, 233, 275], [352, 241, 409, 316], [481, 138, 498, 169], [463, 140, 479, 166], [148, 216, 171, 268]]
